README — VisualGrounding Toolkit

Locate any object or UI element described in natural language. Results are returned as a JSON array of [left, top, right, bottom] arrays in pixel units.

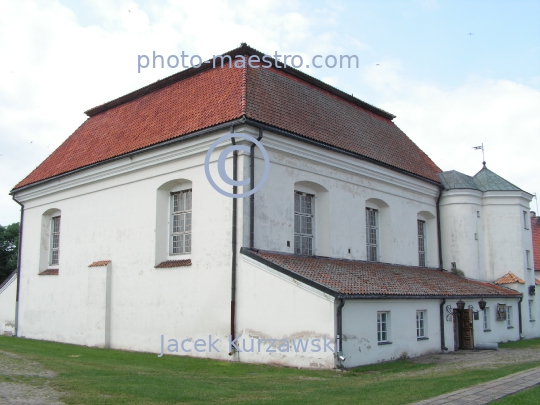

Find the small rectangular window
[[366, 208, 379, 262], [418, 220, 426, 267], [506, 306, 512, 328], [526, 250, 532, 270], [377, 311, 389, 343], [171, 190, 192, 254], [50, 216, 61, 265], [416, 310, 426, 338], [294, 192, 314, 255], [529, 300, 535, 321], [483, 307, 491, 331], [524, 211, 529, 229]]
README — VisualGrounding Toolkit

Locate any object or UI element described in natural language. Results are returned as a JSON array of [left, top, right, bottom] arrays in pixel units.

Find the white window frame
[[416, 310, 427, 338], [506, 306, 513, 328], [170, 189, 192, 255], [294, 191, 314, 256], [377, 311, 390, 343], [366, 208, 379, 262], [529, 300, 535, 321], [526, 250, 532, 270], [49, 216, 61, 266], [418, 220, 426, 267], [483, 307, 491, 331]]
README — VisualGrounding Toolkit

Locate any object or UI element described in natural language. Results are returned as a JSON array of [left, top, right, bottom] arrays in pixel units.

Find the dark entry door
[[458, 309, 474, 349]]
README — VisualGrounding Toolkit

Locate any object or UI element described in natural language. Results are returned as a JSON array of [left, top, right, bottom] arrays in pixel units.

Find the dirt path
[[0, 350, 65, 405]]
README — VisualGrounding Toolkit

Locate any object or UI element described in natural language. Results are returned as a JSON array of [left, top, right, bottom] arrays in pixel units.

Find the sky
[[1, 0, 539, 225]]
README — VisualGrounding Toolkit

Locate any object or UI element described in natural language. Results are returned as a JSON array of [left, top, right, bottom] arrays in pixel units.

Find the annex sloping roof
[[532, 215, 540, 271], [0, 270, 17, 293], [241, 248, 521, 298], [439, 164, 523, 192], [494, 272, 526, 285], [13, 44, 441, 191]]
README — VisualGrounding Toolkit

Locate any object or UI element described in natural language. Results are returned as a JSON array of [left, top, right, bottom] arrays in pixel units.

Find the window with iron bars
[[418, 220, 426, 267], [50, 216, 60, 265], [294, 192, 314, 255], [366, 208, 379, 261], [171, 189, 192, 254]]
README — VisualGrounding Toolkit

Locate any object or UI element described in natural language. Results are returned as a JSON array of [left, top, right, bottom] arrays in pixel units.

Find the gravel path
[[0, 350, 65, 405]]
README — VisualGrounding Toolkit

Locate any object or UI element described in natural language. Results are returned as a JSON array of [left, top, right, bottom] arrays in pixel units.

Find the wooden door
[[459, 309, 474, 349]]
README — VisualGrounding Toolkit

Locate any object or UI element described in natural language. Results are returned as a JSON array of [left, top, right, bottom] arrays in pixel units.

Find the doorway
[[453, 308, 474, 350]]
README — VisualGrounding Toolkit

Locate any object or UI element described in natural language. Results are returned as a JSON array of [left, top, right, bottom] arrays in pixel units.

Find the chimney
[[531, 211, 537, 218]]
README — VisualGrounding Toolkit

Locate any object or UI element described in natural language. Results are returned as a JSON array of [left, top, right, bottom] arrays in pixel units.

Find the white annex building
[[5, 44, 539, 369]]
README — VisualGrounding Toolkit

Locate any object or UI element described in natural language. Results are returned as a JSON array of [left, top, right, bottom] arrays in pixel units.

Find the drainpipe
[[12, 195, 24, 337], [439, 298, 448, 351], [230, 129, 238, 355], [336, 298, 345, 366], [518, 296, 523, 339], [249, 127, 263, 249], [436, 185, 443, 270]]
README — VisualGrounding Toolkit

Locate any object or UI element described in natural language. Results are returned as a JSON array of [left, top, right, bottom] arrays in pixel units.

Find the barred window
[[294, 192, 313, 255], [50, 216, 61, 265], [483, 307, 491, 330], [418, 220, 426, 267], [416, 310, 426, 338], [171, 189, 192, 254], [506, 306, 512, 328], [377, 312, 389, 343], [366, 208, 378, 261]]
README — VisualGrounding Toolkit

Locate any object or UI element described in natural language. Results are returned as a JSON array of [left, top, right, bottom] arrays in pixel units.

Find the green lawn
[[491, 385, 540, 404], [499, 337, 540, 349], [1, 336, 540, 404]]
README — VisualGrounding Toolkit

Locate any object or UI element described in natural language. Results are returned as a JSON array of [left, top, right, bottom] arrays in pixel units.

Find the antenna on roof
[[534, 193, 539, 214], [472, 143, 485, 166]]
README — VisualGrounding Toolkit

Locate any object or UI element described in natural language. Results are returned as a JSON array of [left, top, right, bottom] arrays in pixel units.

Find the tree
[[0, 222, 19, 285]]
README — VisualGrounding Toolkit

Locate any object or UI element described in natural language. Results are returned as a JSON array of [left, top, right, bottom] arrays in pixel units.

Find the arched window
[[39, 209, 61, 273], [293, 181, 329, 256], [155, 179, 192, 266], [417, 211, 437, 267], [365, 198, 391, 262]]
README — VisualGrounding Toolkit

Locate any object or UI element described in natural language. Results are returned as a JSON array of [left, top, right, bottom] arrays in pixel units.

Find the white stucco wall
[[236, 255, 336, 368], [248, 130, 440, 267], [0, 272, 17, 335], [341, 299, 446, 367]]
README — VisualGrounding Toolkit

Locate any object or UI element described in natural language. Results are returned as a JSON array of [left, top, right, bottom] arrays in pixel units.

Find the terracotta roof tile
[[494, 272, 526, 285], [13, 45, 441, 191], [39, 269, 59, 276], [242, 248, 520, 298], [88, 260, 111, 267], [155, 259, 192, 268], [535, 278, 540, 286], [532, 216, 540, 271]]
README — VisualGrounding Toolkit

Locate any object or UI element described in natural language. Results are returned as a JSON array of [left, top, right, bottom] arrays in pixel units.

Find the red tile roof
[[39, 269, 59, 275], [494, 272, 526, 285], [532, 216, 540, 271], [535, 278, 540, 286], [12, 45, 441, 191], [155, 259, 192, 268], [88, 260, 111, 267], [241, 248, 521, 298]]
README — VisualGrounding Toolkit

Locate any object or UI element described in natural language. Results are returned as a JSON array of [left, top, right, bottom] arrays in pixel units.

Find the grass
[[1, 336, 540, 404], [491, 385, 540, 404], [499, 337, 540, 349]]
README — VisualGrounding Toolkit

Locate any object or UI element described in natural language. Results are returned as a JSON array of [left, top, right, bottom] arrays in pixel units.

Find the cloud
[[361, 61, 540, 196], [0, 0, 345, 224]]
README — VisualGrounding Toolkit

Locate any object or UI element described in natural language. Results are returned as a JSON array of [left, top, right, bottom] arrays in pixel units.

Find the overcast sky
[[1, 0, 539, 225]]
